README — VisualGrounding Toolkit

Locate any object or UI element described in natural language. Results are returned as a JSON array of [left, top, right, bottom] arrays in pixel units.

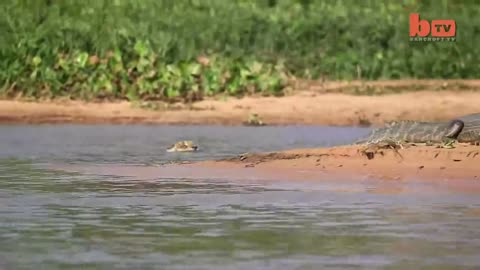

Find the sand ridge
[[188, 143, 480, 181], [1, 79, 480, 126], [46, 143, 480, 192]]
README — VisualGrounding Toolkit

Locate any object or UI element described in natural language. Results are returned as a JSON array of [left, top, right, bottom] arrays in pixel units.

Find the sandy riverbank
[[190, 143, 480, 181], [1, 79, 480, 126], [49, 143, 480, 194]]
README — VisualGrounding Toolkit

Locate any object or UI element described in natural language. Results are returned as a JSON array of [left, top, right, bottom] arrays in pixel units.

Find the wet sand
[[2, 79, 480, 126], [49, 143, 480, 194], [191, 144, 480, 181]]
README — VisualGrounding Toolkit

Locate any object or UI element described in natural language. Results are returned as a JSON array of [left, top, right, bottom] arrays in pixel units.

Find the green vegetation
[[0, 0, 479, 102]]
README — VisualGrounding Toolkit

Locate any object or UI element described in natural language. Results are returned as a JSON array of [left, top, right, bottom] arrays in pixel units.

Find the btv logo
[[409, 13, 456, 42]]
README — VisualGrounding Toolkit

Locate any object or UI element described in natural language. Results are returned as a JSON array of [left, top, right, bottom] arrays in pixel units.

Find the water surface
[[1, 125, 479, 270]]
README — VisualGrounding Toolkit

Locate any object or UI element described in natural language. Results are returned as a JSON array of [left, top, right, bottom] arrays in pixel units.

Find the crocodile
[[355, 112, 480, 146]]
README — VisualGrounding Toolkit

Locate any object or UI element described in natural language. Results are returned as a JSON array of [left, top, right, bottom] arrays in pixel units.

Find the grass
[[0, 0, 479, 102]]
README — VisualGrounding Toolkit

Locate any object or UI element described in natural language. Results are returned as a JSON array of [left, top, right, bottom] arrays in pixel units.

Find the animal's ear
[[385, 121, 399, 128]]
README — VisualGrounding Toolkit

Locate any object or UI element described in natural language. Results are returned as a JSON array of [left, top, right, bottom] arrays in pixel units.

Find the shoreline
[[172, 144, 480, 184], [7, 79, 480, 184], [187, 144, 480, 181], [48, 143, 480, 194], [2, 80, 480, 126]]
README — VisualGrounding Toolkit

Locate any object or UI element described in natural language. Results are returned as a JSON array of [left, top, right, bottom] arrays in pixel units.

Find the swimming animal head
[[166, 140, 199, 152]]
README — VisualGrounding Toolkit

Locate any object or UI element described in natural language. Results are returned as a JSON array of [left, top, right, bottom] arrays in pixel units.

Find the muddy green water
[[0, 125, 479, 270]]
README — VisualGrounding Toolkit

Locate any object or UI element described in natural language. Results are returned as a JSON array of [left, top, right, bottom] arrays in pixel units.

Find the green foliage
[[0, 47, 288, 101], [0, 0, 478, 101]]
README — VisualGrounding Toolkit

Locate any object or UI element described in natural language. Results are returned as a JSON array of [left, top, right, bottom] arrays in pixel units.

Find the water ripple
[[1, 125, 480, 269]]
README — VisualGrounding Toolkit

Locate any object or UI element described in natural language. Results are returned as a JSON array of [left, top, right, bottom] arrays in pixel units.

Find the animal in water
[[166, 140, 199, 152]]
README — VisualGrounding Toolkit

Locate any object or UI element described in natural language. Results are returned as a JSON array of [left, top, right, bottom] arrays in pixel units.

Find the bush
[[0, 0, 478, 101]]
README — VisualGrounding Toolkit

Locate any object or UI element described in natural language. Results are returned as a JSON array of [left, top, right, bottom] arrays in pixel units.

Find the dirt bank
[[186, 143, 480, 182], [2, 79, 480, 126], [49, 143, 480, 194]]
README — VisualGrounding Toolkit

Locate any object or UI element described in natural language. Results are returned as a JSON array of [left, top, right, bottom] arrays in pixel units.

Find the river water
[[1, 125, 479, 270]]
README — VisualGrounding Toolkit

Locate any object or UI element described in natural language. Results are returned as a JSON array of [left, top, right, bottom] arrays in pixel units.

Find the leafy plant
[[0, 0, 478, 102]]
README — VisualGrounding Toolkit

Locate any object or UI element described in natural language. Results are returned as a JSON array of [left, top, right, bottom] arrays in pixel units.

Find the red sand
[[2, 79, 480, 126], [47, 143, 480, 194]]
